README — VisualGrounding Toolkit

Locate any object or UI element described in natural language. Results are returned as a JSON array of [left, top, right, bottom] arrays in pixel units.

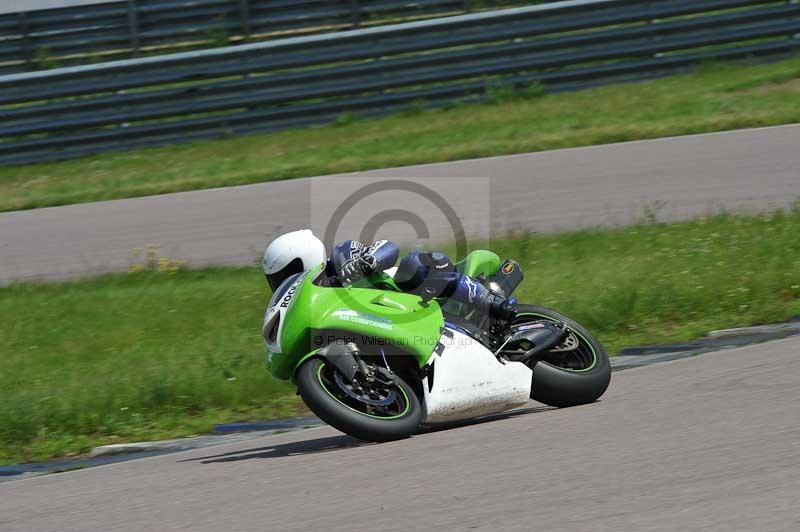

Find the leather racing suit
[[330, 239, 516, 320]]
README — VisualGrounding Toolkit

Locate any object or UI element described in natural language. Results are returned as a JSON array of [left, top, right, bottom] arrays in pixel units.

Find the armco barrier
[[0, 0, 535, 74], [0, 0, 798, 165]]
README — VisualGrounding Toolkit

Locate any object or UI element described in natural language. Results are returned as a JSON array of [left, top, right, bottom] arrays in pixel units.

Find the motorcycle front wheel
[[515, 305, 611, 408], [296, 357, 422, 442]]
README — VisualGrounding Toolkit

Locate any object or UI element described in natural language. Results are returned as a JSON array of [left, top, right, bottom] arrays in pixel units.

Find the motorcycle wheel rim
[[515, 312, 598, 372], [316, 362, 411, 420]]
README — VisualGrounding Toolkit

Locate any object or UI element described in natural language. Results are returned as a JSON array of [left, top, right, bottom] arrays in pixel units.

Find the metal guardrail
[[0, 0, 535, 74], [1, 0, 799, 165]]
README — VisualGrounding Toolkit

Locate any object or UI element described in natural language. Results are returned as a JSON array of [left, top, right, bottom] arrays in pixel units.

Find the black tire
[[515, 305, 611, 408], [296, 357, 423, 442]]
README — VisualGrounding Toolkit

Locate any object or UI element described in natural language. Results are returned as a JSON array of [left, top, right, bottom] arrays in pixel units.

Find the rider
[[262, 229, 516, 320]]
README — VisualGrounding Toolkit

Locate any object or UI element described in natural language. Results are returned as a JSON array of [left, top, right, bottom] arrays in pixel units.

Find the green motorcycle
[[263, 250, 610, 442]]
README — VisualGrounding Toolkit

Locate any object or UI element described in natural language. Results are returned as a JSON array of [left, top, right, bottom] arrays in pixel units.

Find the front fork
[[315, 342, 396, 386]]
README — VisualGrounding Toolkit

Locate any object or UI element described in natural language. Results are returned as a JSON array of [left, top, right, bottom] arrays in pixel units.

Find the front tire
[[515, 305, 611, 408], [296, 357, 422, 442]]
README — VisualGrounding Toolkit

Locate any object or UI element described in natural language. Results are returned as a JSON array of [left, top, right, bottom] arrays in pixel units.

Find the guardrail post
[[237, 0, 252, 41], [17, 12, 34, 69], [350, 0, 361, 29], [646, 2, 663, 59], [127, 0, 140, 57]]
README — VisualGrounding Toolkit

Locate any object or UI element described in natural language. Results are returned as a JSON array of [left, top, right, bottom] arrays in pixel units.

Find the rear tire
[[296, 357, 422, 442], [515, 305, 611, 408]]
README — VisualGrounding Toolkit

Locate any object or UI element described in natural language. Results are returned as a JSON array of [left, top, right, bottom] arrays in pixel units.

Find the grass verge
[[2, 57, 800, 212], [2, 208, 800, 463]]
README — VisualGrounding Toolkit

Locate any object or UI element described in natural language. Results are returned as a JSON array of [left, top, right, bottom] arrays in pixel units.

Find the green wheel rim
[[516, 312, 598, 372], [316, 362, 411, 420]]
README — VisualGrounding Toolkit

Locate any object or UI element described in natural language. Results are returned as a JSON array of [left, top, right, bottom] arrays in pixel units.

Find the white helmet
[[262, 229, 326, 291]]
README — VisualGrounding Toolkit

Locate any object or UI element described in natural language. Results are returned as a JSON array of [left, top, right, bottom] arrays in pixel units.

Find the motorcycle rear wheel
[[296, 357, 422, 442], [515, 305, 611, 408]]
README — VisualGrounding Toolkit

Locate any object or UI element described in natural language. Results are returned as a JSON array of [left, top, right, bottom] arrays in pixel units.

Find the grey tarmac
[[2, 124, 800, 284], [1, 336, 799, 532]]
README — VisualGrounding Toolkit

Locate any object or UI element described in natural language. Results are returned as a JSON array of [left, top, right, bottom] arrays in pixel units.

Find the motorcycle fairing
[[267, 263, 444, 380], [421, 328, 532, 424], [263, 272, 306, 354]]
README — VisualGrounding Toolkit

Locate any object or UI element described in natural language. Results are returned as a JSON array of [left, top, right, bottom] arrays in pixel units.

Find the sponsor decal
[[279, 285, 298, 308], [368, 240, 387, 253], [515, 322, 546, 331], [332, 309, 394, 330], [464, 276, 478, 303], [348, 240, 365, 259], [502, 261, 515, 274]]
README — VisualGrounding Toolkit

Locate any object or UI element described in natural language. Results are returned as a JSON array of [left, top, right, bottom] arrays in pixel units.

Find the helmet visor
[[266, 257, 304, 292]]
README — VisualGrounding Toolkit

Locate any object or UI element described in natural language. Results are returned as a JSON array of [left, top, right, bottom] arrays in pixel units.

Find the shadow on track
[[184, 405, 554, 464], [181, 434, 367, 464], [418, 405, 554, 435]]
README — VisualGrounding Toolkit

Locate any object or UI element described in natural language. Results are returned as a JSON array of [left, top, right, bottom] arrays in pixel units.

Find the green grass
[[2, 208, 800, 464], [2, 57, 800, 212], [0, 268, 305, 464]]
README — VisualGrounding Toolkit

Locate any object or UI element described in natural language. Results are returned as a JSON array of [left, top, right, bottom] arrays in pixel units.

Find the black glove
[[341, 254, 377, 283], [483, 295, 518, 321], [360, 254, 377, 275]]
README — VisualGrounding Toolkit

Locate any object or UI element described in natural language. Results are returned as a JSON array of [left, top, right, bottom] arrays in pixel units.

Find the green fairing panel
[[456, 250, 501, 278], [268, 265, 444, 380]]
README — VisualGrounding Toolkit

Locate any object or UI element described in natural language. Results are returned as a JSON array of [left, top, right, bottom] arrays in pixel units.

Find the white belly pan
[[422, 329, 533, 424]]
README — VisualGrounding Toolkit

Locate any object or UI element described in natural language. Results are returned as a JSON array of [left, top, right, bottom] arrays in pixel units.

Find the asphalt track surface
[[2, 125, 800, 284], [2, 336, 799, 532]]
